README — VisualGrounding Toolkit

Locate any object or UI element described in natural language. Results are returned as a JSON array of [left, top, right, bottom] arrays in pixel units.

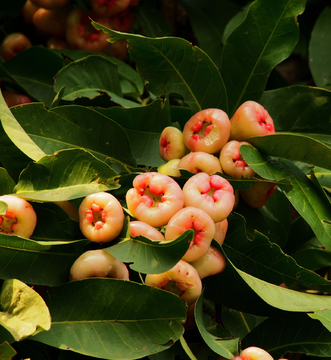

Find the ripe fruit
[[79, 192, 124, 243], [0, 195, 37, 238], [219, 140, 256, 179], [165, 206, 215, 262], [178, 151, 222, 175], [159, 126, 188, 162], [240, 346, 274, 360], [183, 108, 231, 154], [145, 260, 202, 306], [54, 200, 79, 221], [182, 172, 235, 222], [0, 33, 32, 61], [126, 172, 184, 228], [214, 218, 228, 246], [189, 246, 226, 279], [21, 0, 39, 25], [240, 181, 277, 209], [89, 0, 131, 17], [157, 159, 181, 177], [33, 7, 69, 37], [129, 220, 165, 241], [70, 249, 129, 281], [230, 101, 275, 141], [2, 91, 32, 107]]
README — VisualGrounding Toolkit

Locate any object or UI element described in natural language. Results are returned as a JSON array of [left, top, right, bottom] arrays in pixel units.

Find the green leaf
[[96, 99, 172, 166], [0, 279, 51, 341], [11, 103, 137, 167], [0, 235, 90, 286], [261, 85, 331, 133], [0, 168, 15, 196], [0, 341, 16, 360], [53, 55, 136, 108], [92, 23, 228, 114], [32, 279, 187, 359], [223, 213, 331, 293], [242, 312, 331, 358], [3, 46, 63, 108], [106, 226, 192, 274], [13, 148, 120, 201], [0, 91, 45, 162], [221, 0, 306, 116], [310, 309, 331, 332], [195, 291, 239, 358], [240, 146, 331, 251], [245, 133, 331, 170], [178, 0, 240, 66], [309, 6, 331, 90]]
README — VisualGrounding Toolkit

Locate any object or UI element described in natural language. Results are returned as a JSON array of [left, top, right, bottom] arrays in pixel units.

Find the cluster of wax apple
[[0, 0, 140, 64], [158, 101, 277, 209]]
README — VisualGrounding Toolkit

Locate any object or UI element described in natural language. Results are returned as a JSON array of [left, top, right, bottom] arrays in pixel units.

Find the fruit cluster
[[0, 0, 139, 63]]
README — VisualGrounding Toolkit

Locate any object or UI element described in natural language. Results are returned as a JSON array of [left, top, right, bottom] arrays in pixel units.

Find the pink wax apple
[[230, 101, 275, 141], [129, 220, 165, 241], [183, 108, 231, 154], [159, 126, 188, 162], [240, 181, 277, 209], [165, 206, 215, 262], [126, 172, 184, 227], [182, 172, 235, 222], [178, 151, 222, 175]]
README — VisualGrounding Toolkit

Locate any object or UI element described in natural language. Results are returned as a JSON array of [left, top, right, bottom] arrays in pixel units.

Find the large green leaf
[[0, 91, 45, 161], [308, 6, 331, 90], [32, 279, 187, 359], [0, 235, 90, 286], [242, 312, 331, 358], [245, 133, 331, 170], [195, 291, 239, 358], [223, 213, 331, 292], [0, 168, 15, 196], [53, 55, 137, 108], [260, 85, 331, 133], [0, 279, 51, 341], [96, 99, 172, 166], [92, 23, 228, 114], [13, 149, 120, 201], [221, 0, 306, 116], [240, 146, 331, 251], [178, 0, 240, 66], [106, 222, 192, 274], [11, 103, 136, 166], [3, 46, 63, 108]]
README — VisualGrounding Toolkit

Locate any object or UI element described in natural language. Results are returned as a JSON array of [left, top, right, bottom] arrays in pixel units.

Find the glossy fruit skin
[[70, 249, 129, 281], [159, 126, 188, 162], [240, 346, 274, 360], [157, 159, 181, 177], [183, 108, 231, 154], [214, 218, 228, 246], [126, 172, 184, 228], [0, 195, 37, 238], [219, 140, 256, 179], [240, 181, 277, 209], [182, 172, 235, 223], [79, 192, 124, 243], [178, 151, 222, 175], [129, 220, 165, 241], [230, 101, 275, 141], [21, 0, 40, 25], [165, 206, 215, 262], [145, 260, 202, 306], [33, 7, 70, 37], [0, 33, 32, 61]]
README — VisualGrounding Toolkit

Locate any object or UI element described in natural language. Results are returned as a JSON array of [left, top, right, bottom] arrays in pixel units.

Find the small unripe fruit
[[159, 126, 188, 162], [157, 159, 181, 177]]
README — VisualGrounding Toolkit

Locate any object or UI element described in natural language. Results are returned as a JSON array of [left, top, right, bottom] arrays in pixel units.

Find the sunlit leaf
[[32, 279, 187, 359], [0, 341, 16, 360], [0, 279, 51, 341]]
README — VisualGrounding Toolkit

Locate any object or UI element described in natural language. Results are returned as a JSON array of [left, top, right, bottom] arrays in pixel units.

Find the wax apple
[[240, 347, 274, 360], [0, 33, 32, 61], [230, 101, 275, 141], [126, 172, 184, 228], [145, 260, 202, 306], [70, 249, 129, 281], [30, 0, 70, 9], [178, 151, 222, 175], [190, 246, 226, 279], [183, 108, 231, 154], [33, 6, 70, 37], [21, 0, 39, 25], [240, 181, 277, 209], [159, 126, 188, 162], [165, 206, 215, 262], [220, 140, 256, 179], [0, 195, 37, 238], [79, 192, 124, 243], [182, 173, 235, 222], [2, 91, 32, 108], [129, 220, 165, 241], [214, 218, 228, 246], [157, 159, 181, 177], [89, 0, 131, 17], [65, 8, 109, 52], [54, 200, 79, 221]]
